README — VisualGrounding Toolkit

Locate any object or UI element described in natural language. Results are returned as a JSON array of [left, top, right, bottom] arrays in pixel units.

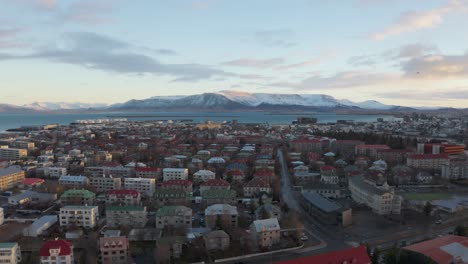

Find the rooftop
[[107, 205, 146, 212], [404, 235, 468, 264], [274, 245, 370, 264], [302, 192, 342, 213]]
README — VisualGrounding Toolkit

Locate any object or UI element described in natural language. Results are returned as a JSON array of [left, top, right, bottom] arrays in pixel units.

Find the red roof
[[291, 139, 321, 143], [356, 144, 390, 149], [403, 235, 468, 264], [320, 165, 336, 171], [40, 240, 73, 257], [245, 177, 270, 188], [102, 162, 121, 167], [106, 189, 140, 198], [274, 246, 371, 264], [408, 154, 449, 160], [161, 179, 192, 187], [22, 178, 45, 185], [135, 167, 160, 172], [201, 179, 229, 187]]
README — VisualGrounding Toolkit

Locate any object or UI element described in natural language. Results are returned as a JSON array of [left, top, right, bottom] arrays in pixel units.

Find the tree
[[423, 202, 433, 217], [454, 225, 467, 236], [371, 247, 380, 264]]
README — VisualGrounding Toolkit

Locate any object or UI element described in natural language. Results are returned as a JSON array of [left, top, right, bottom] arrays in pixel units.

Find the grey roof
[[0, 166, 22, 177], [252, 218, 280, 232], [302, 192, 341, 213], [29, 215, 57, 230], [349, 175, 388, 195]]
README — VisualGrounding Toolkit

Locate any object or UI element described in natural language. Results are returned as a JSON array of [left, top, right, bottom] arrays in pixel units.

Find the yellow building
[[0, 166, 25, 191]]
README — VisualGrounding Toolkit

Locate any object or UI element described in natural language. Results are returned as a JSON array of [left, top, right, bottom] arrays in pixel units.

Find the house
[[155, 205, 192, 229], [60, 189, 96, 205], [23, 215, 58, 237], [160, 179, 193, 192], [134, 167, 160, 179], [58, 175, 88, 187], [39, 239, 74, 264], [0, 207, 3, 225], [200, 179, 230, 193], [0, 242, 21, 264], [89, 176, 122, 193], [8, 191, 57, 205], [205, 204, 238, 229], [250, 218, 281, 248], [193, 169, 216, 182], [59, 205, 99, 229], [202, 189, 237, 205], [204, 230, 230, 251], [153, 189, 190, 205], [99, 236, 130, 264], [320, 166, 339, 185], [20, 178, 45, 189], [106, 206, 147, 228], [403, 235, 468, 264], [243, 177, 271, 197], [273, 245, 371, 264], [106, 189, 141, 205], [123, 177, 155, 196]]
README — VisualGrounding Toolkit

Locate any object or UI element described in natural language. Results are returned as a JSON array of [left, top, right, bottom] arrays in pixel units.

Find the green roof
[[106, 205, 146, 212], [202, 189, 236, 199], [156, 205, 190, 217], [403, 193, 452, 201], [154, 188, 189, 198], [61, 189, 95, 199], [0, 243, 17, 249]]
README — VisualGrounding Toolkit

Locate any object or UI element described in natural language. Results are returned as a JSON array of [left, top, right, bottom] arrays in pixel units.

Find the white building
[[163, 168, 189, 181], [349, 175, 402, 215], [58, 176, 88, 187], [193, 170, 216, 182], [39, 239, 74, 264], [250, 218, 281, 248], [59, 205, 99, 229], [47, 167, 67, 178], [0, 207, 3, 226], [0, 242, 21, 264], [23, 215, 58, 237], [155, 205, 192, 229], [89, 176, 122, 193], [123, 178, 156, 196]]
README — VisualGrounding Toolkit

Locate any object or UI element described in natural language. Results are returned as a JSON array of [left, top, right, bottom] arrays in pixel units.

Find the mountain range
[[0, 90, 455, 113]]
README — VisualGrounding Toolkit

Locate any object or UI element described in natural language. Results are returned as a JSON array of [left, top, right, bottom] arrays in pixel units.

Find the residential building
[[349, 175, 402, 215], [99, 236, 130, 264], [377, 149, 414, 164], [47, 167, 67, 178], [160, 179, 193, 192], [193, 169, 216, 182], [407, 154, 449, 170], [202, 189, 237, 205], [205, 204, 238, 229], [250, 218, 281, 248], [417, 143, 465, 155], [162, 168, 189, 181], [39, 239, 74, 264], [0, 148, 27, 161], [59, 205, 99, 228], [200, 179, 230, 193], [0, 166, 25, 191], [0, 242, 21, 264], [0, 207, 3, 225], [156, 205, 192, 229], [123, 177, 155, 196], [58, 175, 88, 187], [60, 189, 96, 205], [8, 190, 57, 205], [135, 167, 160, 178], [290, 139, 323, 153], [106, 189, 141, 205], [355, 145, 390, 159], [23, 215, 58, 237], [320, 165, 339, 185], [332, 140, 365, 159], [89, 176, 122, 193], [441, 160, 468, 180], [255, 204, 282, 221], [204, 230, 230, 251], [106, 206, 147, 228], [243, 177, 271, 197], [273, 245, 371, 264], [301, 192, 352, 227], [153, 189, 190, 205]]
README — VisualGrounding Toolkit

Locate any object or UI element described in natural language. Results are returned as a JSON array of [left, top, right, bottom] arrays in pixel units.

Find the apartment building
[[106, 189, 141, 205], [58, 175, 88, 187], [89, 176, 122, 193], [243, 177, 271, 198], [355, 145, 390, 159], [349, 175, 402, 215], [0, 148, 27, 161], [0, 242, 21, 264], [155, 205, 192, 229], [123, 178, 155, 196], [0, 207, 3, 225], [205, 204, 238, 229], [193, 169, 216, 182], [106, 206, 147, 228], [60, 189, 96, 205], [0, 166, 25, 191], [204, 230, 230, 251], [250, 218, 281, 248], [99, 236, 130, 264], [59, 205, 99, 228], [442, 160, 468, 180], [47, 167, 67, 178], [407, 154, 449, 170], [135, 167, 160, 178], [162, 168, 189, 181], [39, 239, 73, 264]]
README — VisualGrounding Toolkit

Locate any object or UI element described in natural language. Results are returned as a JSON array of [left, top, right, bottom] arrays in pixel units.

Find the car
[[435, 220, 442, 224], [300, 235, 309, 241]]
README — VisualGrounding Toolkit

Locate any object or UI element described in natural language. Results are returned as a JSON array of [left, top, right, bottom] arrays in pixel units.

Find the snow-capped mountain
[[109, 90, 395, 111], [24, 102, 108, 110]]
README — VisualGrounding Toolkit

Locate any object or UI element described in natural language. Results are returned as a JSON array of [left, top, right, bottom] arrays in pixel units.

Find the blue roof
[[302, 192, 341, 213]]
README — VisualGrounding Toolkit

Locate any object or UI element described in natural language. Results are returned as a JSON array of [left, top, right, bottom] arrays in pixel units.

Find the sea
[[0, 112, 395, 132]]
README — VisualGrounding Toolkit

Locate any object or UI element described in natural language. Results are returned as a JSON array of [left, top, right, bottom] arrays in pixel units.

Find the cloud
[[61, 0, 114, 25], [376, 88, 468, 100], [369, 1, 461, 40], [0, 28, 23, 48], [402, 53, 468, 79], [391, 43, 438, 59], [2, 0, 57, 10], [271, 71, 397, 90], [348, 55, 379, 66], [252, 30, 297, 48], [0, 32, 267, 82], [223, 58, 285, 69]]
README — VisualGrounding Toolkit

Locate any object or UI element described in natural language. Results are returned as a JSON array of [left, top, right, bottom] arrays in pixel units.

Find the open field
[[403, 193, 452, 201]]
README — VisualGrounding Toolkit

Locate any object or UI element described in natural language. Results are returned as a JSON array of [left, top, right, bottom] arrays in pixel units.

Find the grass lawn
[[404, 193, 452, 201]]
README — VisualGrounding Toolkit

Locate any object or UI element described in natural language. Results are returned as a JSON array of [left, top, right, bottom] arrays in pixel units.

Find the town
[[0, 113, 467, 264]]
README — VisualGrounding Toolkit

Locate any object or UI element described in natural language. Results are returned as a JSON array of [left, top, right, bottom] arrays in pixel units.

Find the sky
[[1, 0, 468, 107]]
